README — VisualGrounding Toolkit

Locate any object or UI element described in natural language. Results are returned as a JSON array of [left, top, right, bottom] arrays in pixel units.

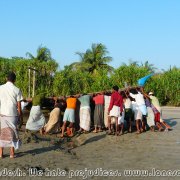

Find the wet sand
[[0, 107, 180, 180]]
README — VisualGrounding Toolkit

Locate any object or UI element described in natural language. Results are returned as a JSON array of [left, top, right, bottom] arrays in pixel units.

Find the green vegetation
[[0, 44, 179, 106]]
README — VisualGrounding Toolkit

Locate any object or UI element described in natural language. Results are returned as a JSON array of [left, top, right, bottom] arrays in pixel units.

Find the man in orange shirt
[[60, 96, 77, 138]]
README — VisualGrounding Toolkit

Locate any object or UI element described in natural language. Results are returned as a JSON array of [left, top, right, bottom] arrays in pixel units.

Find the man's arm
[[17, 101, 23, 129], [142, 91, 150, 99], [120, 95, 123, 114]]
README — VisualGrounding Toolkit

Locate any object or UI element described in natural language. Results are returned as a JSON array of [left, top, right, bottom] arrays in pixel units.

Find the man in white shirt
[[129, 88, 147, 132], [0, 72, 23, 158]]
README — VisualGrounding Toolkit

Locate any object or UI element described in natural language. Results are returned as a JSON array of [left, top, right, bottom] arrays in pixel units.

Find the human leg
[[0, 147, 3, 158], [107, 116, 112, 133], [129, 119, 132, 133], [115, 117, 119, 135], [93, 125, 98, 133], [156, 122, 164, 131], [142, 115, 147, 131], [68, 122, 74, 137], [136, 119, 141, 134], [150, 126, 155, 132], [120, 123, 124, 135], [161, 121, 171, 130], [60, 121, 67, 137], [10, 147, 15, 158]]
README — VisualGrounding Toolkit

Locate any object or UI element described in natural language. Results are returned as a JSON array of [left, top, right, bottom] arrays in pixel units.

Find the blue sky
[[0, 0, 180, 70]]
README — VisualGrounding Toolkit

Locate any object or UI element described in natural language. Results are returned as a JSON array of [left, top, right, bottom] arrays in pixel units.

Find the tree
[[26, 45, 53, 62], [141, 61, 157, 73], [121, 59, 139, 67], [72, 43, 114, 74], [110, 64, 150, 88]]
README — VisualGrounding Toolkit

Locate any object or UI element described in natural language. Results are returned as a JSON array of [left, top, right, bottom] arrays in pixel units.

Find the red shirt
[[108, 91, 123, 112], [93, 95, 104, 105]]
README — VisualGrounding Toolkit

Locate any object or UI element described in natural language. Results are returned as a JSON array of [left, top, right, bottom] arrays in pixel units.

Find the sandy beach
[[0, 106, 180, 180]]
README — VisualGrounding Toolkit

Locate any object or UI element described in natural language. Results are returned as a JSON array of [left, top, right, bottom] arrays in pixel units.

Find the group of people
[[0, 72, 171, 159], [25, 85, 171, 138]]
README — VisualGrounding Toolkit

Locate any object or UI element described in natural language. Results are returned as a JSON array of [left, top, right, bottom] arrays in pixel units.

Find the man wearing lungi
[[108, 85, 123, 136], [0, 72, 23, 158]]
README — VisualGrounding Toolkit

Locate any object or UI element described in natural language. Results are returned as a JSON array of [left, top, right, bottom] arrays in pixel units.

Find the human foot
[[10, 154, 17, 159], [136, 130, 141, 134], [98, 129, 103, 132]]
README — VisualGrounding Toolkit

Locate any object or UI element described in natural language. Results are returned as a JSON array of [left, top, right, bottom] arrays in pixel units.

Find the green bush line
[[0, 57, 179, 106]]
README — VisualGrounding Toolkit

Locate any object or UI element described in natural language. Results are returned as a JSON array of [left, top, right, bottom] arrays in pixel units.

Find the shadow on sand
[[164, 118, 178, 128], [83, 133, 106, 145], [17, 135, 77, 158], [16, 145, 60, 157]]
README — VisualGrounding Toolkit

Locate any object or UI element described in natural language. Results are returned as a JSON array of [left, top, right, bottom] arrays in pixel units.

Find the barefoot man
[[0, 72, 23, 158], [108, 85, 123, 136]]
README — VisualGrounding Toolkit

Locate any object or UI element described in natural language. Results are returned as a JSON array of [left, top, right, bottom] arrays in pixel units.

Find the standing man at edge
[[0, 72, 23, 158]]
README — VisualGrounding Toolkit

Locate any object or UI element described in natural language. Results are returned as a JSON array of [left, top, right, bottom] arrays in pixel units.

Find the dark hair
[[54, 103, 60, 108], [113, 85, 119, 92], [120, 91, 126, 98], [129, 96, 135, 101], [104, 91, 111, 96], [130, 88, 138, 94], [7, 72, 16, 82]]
